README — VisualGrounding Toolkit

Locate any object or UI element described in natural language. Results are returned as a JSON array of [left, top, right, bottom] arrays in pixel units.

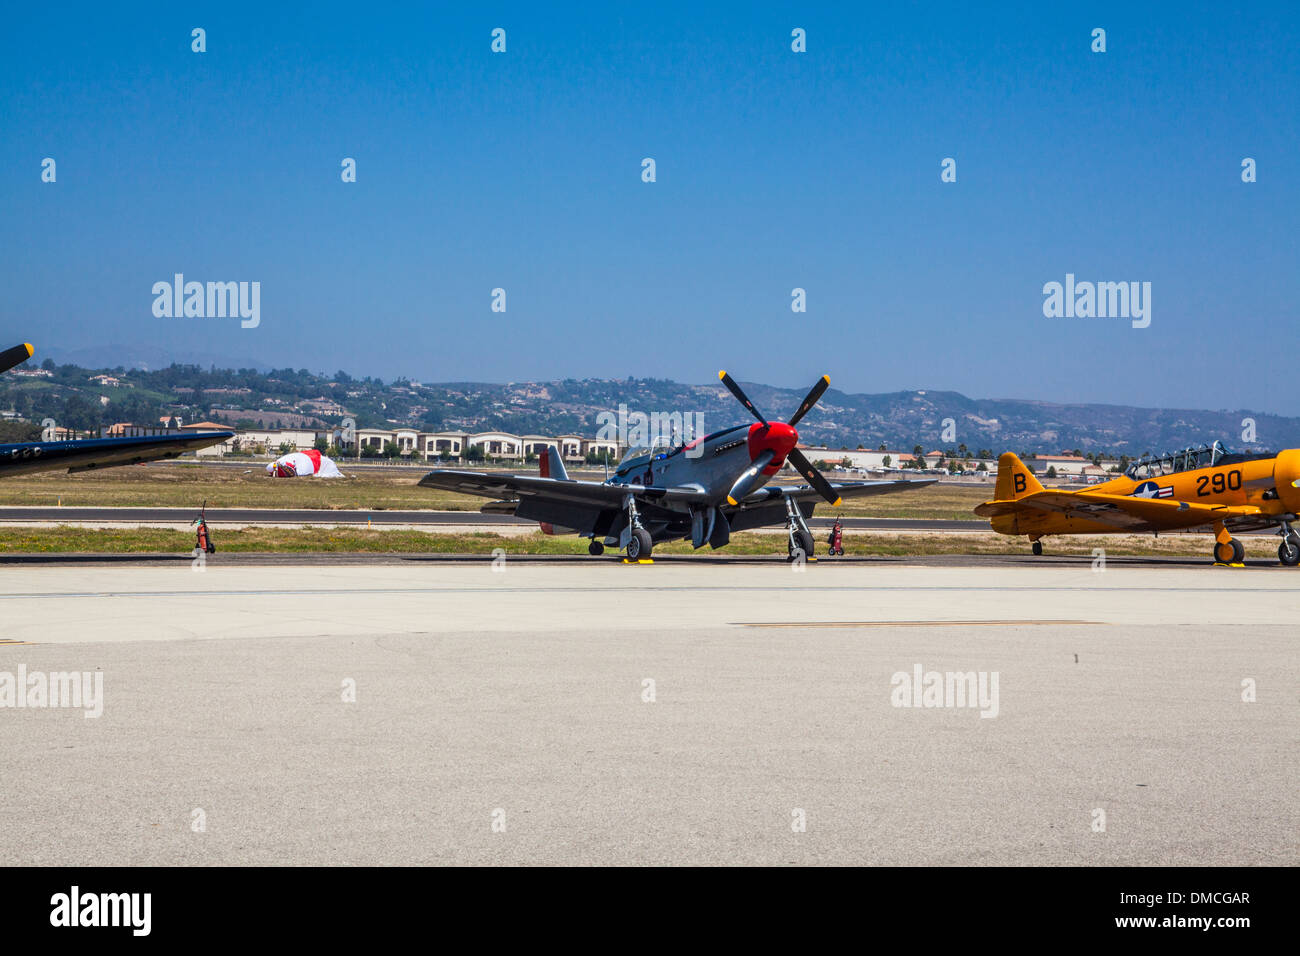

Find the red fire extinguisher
[[825, 515, 845, 556], [193, 500, 216, 554]]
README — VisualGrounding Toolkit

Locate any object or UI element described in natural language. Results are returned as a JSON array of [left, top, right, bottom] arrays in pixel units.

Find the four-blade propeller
[[718, 370, 842, 507]]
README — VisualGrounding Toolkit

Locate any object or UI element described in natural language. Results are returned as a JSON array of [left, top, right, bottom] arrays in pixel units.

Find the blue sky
[[2, 2, 1297, 412]]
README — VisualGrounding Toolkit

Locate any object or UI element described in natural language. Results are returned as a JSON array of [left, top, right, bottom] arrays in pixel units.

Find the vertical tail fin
[[994, 452, 1043, 500], [538, 444, 569, 481], [537, 445, 570, 535]]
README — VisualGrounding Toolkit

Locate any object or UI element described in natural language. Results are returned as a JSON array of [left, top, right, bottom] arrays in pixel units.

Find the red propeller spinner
[[718, 370, 841, 507]]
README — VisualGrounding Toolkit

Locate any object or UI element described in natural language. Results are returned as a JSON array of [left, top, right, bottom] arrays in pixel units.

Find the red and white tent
[[266, 449, 343, 478]]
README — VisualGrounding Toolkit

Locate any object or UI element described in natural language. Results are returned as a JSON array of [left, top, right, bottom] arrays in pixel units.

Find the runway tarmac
[[0, 506, 981, 531], [0, 562, 1294, 865]]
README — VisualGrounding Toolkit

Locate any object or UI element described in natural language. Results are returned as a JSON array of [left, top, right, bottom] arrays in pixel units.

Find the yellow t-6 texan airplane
[[975, 442, 1300, 566]]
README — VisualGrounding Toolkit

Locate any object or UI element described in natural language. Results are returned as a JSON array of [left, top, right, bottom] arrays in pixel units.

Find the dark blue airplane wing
[[0, 431, 234, 478], [418, 469, 710, 506], [736, 478, 937, 507]]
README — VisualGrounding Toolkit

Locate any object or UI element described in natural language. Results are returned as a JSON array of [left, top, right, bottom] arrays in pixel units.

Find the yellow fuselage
[[990, 449, 1300, 536]]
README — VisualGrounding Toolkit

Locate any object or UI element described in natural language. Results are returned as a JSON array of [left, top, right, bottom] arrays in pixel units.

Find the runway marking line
[[733, 620, 1104, 628]]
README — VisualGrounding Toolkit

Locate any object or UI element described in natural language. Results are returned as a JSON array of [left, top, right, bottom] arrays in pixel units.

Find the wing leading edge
[[419, 469, 936, 511], [0, 431, 234, 478], [975, 489, 1264, 532], [735, 477, 938, 508], [418, 469, 710, 506]]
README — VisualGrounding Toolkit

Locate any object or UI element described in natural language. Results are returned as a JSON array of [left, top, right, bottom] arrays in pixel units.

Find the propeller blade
[[786, 447, 842, 507], [0, 343, 34, 376], [718, 370, 767, 425], [787, 374, 830, 428], [726, 448, 775, 506]]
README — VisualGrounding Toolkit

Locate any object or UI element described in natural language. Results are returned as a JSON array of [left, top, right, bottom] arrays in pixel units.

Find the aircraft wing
[[0, 431, 233, 478], [418, 470, 711, 506], [985, 490, 1265, 531], [738, 477, 938, 507]]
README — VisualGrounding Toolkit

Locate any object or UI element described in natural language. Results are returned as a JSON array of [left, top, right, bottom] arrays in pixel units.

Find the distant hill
[[460, 379, 1297, 456], [1, 359, 1296, 456]]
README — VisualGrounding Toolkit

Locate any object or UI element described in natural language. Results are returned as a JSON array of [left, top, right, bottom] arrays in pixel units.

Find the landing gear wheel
[[1213, 540, 1236, 564], [1230, 538, 1245, 564], [626, 528, 653, 560], [1031, 541, 1043, 556], [789, 530, 815, 561], [1278, 539, 1300, 566], [588, 540, 604, 556]]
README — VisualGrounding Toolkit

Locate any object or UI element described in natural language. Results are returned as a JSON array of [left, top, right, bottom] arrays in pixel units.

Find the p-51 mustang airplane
[[0, 342, 234, 477], [419, 371, 935, 560], [974, 442, 1300, 565]]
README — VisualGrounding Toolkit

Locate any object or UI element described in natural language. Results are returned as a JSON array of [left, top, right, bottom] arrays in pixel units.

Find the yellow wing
[[984, 490, 1263, 531]]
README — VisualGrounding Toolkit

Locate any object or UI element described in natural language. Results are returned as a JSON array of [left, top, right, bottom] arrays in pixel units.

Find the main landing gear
[[1213, 539, 1244, 564], [622, 493, 653, 560], [1277, 521, 1300, 567], [1212, 522, 1245, 565], [626, 528, 653, 561], [1031, 540, 1043, 556], [785, 495, 815, 562]]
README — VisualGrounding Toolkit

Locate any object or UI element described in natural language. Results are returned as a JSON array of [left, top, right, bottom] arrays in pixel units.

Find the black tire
[[796, 530, 815, 558], [1278, 539, 1300, 566], [627, 528, 653, 560], [1031, 541, 1043, 556], [1230, 538, 1245, 564], [588, 540, 604, 556], [1213, 540, 1235, 564]]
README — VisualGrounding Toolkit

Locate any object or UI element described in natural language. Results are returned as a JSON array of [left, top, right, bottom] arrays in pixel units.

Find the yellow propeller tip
[[832, 497, 842, 507], [717, 370, 727, 380], [726, 496, 738, 506], [24, 343, 34, 357], [822, 374, 829, 384]]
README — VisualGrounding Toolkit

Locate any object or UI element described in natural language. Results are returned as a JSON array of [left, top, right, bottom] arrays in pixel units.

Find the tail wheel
[[588, 540, 604, 556], [1278, 539, 1300, 566], [1213, 540, 1236, 564], [627, 528, 653, 560], [1031, 541, 1043, 556]]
